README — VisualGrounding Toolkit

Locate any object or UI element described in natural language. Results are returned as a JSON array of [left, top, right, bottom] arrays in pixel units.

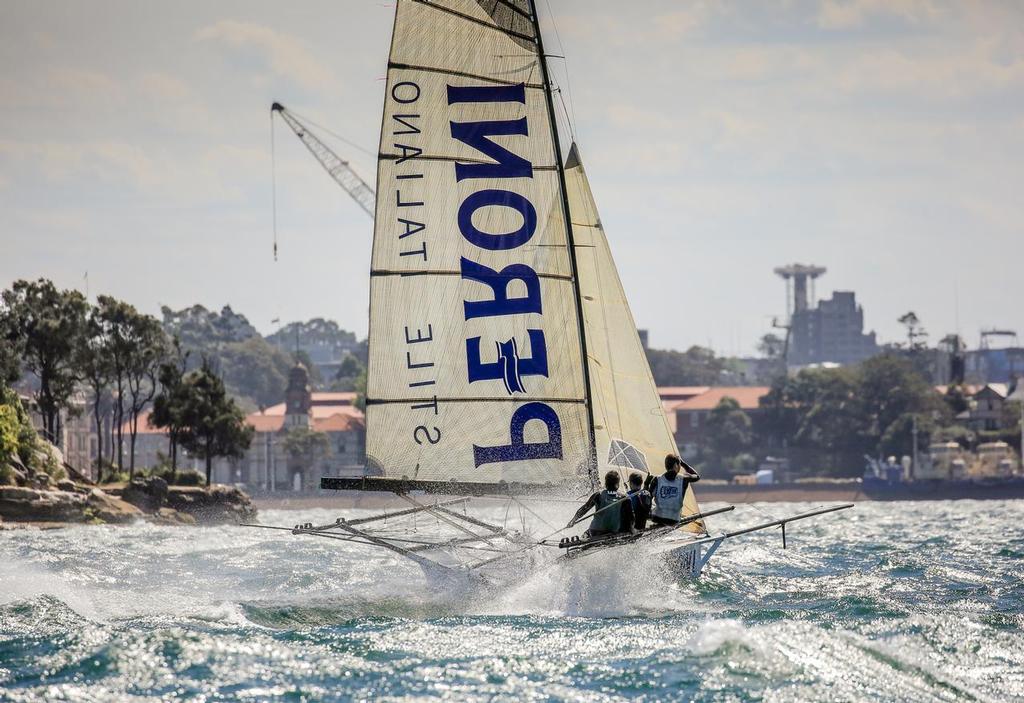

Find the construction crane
[[271, 102, 376, 219]]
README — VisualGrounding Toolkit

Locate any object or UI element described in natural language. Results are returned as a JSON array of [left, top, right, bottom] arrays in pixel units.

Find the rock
[[0, 486, 88, 522], [56, 479, 77, 492], [151, 507, 197, 526], [8, 457, 30, 486], [86, 488, 144, 524], [32, 472, 54, 490], [165, 485, 257, 524], [121, 476, 169, 513]]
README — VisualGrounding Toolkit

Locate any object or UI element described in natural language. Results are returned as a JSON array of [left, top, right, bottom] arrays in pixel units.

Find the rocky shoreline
[[0, 467, 257, 528]]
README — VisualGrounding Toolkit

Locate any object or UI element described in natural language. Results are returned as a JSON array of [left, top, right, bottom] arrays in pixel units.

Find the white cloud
[[0, 67, 124, 110], [817, 0, 942, 30], [834, 42, 1024, 99], [194, 20, 338, 92], [137, 72, 191, 102]]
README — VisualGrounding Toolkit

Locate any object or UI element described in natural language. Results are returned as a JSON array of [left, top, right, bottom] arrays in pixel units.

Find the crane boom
[[271, 102, 376, 219]]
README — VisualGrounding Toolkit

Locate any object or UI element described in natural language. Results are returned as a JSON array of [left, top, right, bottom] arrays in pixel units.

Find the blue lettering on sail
[[466, 330, 548, 392], [448, 82, 566, 472], [473, 402, 563, 467], [460, 257, 541, 320], [450, 118, 533, 181], [457, 189, 537, 251], [446, 83, 526, 105]]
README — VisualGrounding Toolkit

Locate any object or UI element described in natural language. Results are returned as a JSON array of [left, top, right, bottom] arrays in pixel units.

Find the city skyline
[[3, 0, 1022, 355]]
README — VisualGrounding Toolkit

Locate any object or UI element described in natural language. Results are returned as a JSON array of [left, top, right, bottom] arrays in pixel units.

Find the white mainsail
[[365, 0, 593, 486], [565, 143, 702, 527]]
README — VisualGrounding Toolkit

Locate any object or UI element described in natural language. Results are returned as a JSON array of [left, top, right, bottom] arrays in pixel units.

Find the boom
[[271, 102, 376, 219]]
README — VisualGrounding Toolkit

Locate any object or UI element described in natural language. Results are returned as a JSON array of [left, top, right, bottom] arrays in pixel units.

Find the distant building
[[129, 362, 366, 490], [965, 347, 1024, 385], [789, 291, 878, 367], [20, 392, 103, 481], [659, 386, 771, 457], [242, 363, 365, 490]]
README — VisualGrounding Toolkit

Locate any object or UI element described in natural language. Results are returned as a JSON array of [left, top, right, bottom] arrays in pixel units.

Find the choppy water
[[1, 499, 1023, 702]]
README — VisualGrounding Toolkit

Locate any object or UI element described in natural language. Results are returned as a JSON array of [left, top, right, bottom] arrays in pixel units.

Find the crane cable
[[270, 108, 278, 262]]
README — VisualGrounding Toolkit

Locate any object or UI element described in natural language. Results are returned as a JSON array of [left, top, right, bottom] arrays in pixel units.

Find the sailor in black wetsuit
[[647, 455, 700, 527], [567, 471, 634, 537], [626, 472, 652, 531]]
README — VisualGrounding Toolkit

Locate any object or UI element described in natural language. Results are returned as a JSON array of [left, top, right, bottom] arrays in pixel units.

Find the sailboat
[[246, 0, 851, 582]]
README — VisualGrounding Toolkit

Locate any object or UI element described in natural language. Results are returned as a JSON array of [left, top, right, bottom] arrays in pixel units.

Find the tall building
[[789, 291, 879, 366], [774, 264, 878, 367]]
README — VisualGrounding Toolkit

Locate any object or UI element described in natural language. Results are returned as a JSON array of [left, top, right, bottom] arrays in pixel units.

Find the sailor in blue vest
[[567, 471, 634, 537], [647, 455, 700, 527], [626, 472, 652, 530]]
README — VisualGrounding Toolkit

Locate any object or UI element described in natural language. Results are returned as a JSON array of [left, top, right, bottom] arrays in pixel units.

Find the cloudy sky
[[2, 0, 1022, 354]]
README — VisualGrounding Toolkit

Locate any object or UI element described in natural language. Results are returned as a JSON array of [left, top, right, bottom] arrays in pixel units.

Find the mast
[[529, 0, 598, 487]]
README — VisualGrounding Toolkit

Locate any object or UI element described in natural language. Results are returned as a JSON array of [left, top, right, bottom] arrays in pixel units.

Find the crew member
[[626, 472, 652, 530], [648, 455, 700, 526], [567, 471, 633, 536]]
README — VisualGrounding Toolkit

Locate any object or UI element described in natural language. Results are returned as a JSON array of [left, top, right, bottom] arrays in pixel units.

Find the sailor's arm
[[567, 493, 599, 527], [646, 475, 659, 494], [681, 460, 700, 483]]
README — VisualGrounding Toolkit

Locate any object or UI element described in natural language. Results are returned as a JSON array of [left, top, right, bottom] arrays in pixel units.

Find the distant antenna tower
[[773, 263, 827, 321]]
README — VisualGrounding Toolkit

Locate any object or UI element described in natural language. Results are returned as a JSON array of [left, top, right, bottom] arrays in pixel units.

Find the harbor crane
[[271, 102, 376, 219]]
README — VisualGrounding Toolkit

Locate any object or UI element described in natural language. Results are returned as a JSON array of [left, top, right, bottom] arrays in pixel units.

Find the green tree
[[757, 333, 785, 360], [897, 311, 927, 349], [353, 368, 367, 412], [705, 397, 753, 467], [645, 345, 727, 386], [76, 306, 114, 474], [0, 404, 19, 470], [0, 387, 51, 475], [758, 367, 867, 476], [943, 384, 970, 415], [151, 340, 190, 470], [282, 426, 330, 471], [1, 279, 89, 444], [178, 360, 254, 485], [855, 353, 948, 454], [160, 304, 258, 349], [96, 295, 136, 470], [217, 337, 293, 408], [0, 311, 24, 388], [332, 354, 366, 392], [124, 312, 169, 477]]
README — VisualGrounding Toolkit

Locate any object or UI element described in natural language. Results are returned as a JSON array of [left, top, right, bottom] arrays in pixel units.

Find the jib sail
[[565, 143, 702, 528]]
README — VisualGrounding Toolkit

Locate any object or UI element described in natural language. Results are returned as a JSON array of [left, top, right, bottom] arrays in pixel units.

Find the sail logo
[[447, 82, 563, 468], [496, 338, 525, 394]]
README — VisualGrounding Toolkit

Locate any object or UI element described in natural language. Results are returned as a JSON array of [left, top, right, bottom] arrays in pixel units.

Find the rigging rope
[[286, 106, 376, 159], [543, 0, 577, 138], [270, 110, 278, 261]]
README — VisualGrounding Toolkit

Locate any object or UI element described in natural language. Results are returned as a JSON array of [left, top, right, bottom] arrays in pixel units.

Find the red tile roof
[[310, 392, 357, 405], [657, 386, 711, 401], [123, 410, 164, 434], [128, 393, 366, 437], [248, 414, 285, 433], [313, 413, 366, 432], [669, 387, 770, 411]]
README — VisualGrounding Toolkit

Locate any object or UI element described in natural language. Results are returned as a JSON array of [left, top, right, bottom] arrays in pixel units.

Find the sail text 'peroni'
[[360, 0, 701, 528]]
